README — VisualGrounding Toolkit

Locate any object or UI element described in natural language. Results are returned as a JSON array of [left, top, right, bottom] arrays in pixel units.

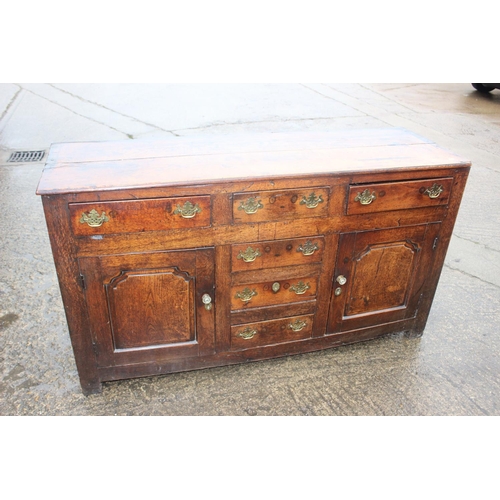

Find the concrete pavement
[[1, 83, 499, 415]]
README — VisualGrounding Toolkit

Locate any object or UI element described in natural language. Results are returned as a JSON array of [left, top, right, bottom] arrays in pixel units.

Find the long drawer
[[70, 195, 211, 235], [347, 177, 453, 215]]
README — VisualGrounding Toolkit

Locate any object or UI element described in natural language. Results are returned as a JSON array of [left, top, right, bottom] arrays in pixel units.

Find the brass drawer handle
[[236, 327, 258, 340], [300, 192, 324, 209], [173, 201, 202, 219], [289, 319, 307, 332], [297, 240, 319, 256], [235, 287, 258, 303], [237, 247, 262, 263], [289, 281, 311, 295], [424, 183, 444, 199], [238, 197, 264, 215], [354, 189, 377, 205], [80, 209, 109, 227]]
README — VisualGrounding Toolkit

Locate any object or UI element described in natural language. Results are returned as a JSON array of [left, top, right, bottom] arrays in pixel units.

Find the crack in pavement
[[41, 84, 361, 137], [357, 83, 434, 113], [301, 82, 424, 131], [48, 84, 179, 137], [452, 233, 500, 254], [171, 114, 363, 134], [18, 85, 134, 139], [444, 263, 500, 289], [299, 83, 385, 121], [0, 85, 22, 126]]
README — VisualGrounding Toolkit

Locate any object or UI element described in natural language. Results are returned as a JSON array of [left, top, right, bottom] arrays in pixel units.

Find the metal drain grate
[[8, 150, 45, 162]]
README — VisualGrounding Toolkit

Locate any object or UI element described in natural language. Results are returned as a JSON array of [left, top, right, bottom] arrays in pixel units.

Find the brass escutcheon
[[354, 189, 377, 205], [236, 327, 258, 340], [288, 319, 307, 332], [235, 287, 258, 303], [238, 197, 264, 215], [424, 183, 444, 199], [289, 281, 311, 295], [80, 209, 109, 227], [173, 201, 202, 219], [300, 192, 324, 209], [297, 240, 320, 256], [237, 247, 262, 263]]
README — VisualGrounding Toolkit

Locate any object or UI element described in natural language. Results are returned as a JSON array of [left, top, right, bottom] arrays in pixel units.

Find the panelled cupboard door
[[327, 223, 441, 333], [78, 248, 215, 368]]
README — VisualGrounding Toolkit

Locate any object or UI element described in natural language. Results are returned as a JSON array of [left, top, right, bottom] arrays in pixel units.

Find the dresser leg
[[80, 379, 103, 396], [402, 329, 424, 339]]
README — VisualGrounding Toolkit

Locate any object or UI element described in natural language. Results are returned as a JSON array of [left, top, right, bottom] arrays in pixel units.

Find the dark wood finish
[[232, 187, 330, 223], [347, 177, 454, 215], [70, 196, 211, 235], [230, 275, 318, 311], [230, 314, 314, 350], [230, 236, 325, 272], [230, 301, 317, 326], [327, 223, 441, 333], [36, 128, 471, 394], [36, 130, 468, 195], [78, 248, 215, 368]]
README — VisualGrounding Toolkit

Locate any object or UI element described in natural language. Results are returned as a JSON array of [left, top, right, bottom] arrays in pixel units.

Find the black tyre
[[472, 83, 495, 93]]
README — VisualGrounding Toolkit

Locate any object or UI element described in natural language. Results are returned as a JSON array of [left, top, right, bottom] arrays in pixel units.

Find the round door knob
[[202, 293, 212, 310], [336, 275, 347, 285]]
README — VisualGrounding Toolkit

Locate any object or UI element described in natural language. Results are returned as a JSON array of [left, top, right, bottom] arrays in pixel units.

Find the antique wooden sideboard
[[36, 128, 471, 394]]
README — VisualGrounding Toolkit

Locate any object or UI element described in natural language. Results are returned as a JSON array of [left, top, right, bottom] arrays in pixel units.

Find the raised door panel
[[106, 268, 196, 349], [327, 224, 441, 333], [346, 240, 416, 316], [79, 248, 215, 367]]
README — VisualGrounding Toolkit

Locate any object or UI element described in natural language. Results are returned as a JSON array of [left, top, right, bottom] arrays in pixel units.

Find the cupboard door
[[327, 224, 441, 333], [79, 248, 215, 368]]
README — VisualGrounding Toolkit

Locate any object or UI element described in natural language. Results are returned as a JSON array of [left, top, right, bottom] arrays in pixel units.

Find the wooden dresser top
[[36, 128, 471, 195]]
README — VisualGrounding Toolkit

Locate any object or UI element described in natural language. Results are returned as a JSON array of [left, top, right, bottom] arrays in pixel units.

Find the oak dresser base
[[36, 128, 470, 395]]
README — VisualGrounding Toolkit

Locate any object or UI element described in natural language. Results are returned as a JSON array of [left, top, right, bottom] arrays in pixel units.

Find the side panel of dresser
[[41, 195, 102, 394]]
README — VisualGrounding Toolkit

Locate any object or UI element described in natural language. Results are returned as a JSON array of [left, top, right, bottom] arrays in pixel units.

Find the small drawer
[[347, 177, 453, 215], [231, 236, 325, 272], [70, 196, 211, 235], [233, 187, 329, 223], [231, 275, 318, 311], [231, 314, 314, 350]]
